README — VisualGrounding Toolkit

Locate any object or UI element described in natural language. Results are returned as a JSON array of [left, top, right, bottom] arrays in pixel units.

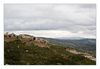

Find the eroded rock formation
[[4, 32, 49, 48]]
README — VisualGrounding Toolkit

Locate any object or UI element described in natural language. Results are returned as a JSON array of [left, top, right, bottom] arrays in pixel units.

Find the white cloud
[[4, 4, 96, 38], [5, 30, 95, 38]]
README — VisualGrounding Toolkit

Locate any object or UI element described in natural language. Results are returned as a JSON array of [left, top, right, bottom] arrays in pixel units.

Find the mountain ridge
[[4, 33, 96, 65]]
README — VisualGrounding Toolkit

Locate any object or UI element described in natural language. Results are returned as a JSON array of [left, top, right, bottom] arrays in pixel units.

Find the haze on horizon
[[4, 4, 96, 38]]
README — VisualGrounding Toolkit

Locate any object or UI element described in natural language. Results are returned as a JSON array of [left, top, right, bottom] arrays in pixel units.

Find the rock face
[[66, 48, 96, 61], [4, 32, 49, 48], [4, 33, 17, 42]]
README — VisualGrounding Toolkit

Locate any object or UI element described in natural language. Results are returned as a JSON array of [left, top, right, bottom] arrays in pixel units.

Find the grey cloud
[[78, 4, 96, 8], [4, 4, 96, 37]]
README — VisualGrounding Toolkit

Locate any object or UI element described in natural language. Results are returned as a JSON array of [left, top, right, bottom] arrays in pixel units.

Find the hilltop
[[4, 32, 49, 48], [4, 33, 96, 65]]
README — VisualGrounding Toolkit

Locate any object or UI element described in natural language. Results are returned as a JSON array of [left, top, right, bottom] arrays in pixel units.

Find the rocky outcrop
[[4, 32, 49, 48], [66, 48, 96, 61], [4, 33, 17, 42]]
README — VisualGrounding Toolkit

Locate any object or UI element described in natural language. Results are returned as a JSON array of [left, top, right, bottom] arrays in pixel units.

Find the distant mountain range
[[40, 37, 96, 56], [55, 37, 85, 40], [4, 33, 96, 65]]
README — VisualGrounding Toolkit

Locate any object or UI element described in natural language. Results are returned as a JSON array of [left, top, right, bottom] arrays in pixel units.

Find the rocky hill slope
[[4, 33, 96, 65], [4, 33, 49, 48]]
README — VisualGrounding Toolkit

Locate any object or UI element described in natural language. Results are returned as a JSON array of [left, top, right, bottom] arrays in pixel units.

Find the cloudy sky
[[4, 4, 96, 38]]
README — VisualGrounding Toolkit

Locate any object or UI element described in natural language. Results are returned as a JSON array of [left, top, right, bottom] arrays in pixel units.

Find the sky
[[4, 4, 96, 38]]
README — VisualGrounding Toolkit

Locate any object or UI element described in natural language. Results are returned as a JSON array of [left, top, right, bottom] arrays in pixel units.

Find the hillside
[[41, 37, 96, 57], [4, 33, 96, 65]]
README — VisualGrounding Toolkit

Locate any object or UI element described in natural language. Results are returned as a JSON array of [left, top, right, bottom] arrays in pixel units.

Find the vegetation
[[42, 37, 96, 56], [4, 39, 96, 65]]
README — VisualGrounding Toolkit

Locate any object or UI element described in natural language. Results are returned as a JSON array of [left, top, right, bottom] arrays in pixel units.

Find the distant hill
[[55, 37, 85, 40], [4, 33, 96, 65], [40, 37, 96, 56]]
